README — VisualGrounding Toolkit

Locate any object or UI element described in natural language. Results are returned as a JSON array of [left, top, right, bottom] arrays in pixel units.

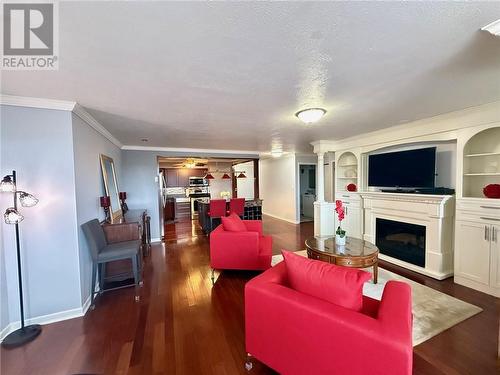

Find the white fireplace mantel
[[360, 192, 455, 279]]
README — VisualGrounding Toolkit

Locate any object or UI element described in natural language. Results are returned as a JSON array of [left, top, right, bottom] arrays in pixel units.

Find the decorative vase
[[336, 234, 346, 246]]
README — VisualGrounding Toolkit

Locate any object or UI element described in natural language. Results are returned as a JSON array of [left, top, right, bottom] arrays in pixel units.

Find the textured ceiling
[[2, 1, 500, 152]]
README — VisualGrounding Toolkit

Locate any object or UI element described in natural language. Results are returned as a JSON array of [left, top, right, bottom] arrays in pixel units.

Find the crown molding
[[0, 94, 123, 148], [121, 145, 261, 156], [72, 104, 123, 148], [0, 94, 76, 111]]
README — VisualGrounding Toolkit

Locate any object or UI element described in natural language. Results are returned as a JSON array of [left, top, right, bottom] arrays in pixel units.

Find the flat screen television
[[368, 147, 436, 188]]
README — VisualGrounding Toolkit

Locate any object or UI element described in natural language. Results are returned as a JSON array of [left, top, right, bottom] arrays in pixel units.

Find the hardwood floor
[[1, 215, 498, 374]]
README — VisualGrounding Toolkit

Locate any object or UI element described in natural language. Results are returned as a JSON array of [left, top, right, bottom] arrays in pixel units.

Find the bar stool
[[208, 199, 227, 231], [227, 198, 245, 218]]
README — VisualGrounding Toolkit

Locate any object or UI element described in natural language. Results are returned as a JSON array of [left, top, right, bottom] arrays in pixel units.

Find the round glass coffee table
[[305, 236, 379, 283]]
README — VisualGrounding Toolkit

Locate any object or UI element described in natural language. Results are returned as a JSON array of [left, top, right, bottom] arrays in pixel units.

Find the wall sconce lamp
[[0, 170, 42, 348]]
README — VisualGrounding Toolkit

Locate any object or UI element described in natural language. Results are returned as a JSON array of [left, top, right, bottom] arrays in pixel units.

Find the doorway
[[299, 164, 316, 222]]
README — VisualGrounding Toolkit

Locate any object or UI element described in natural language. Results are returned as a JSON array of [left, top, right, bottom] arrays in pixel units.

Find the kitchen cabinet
[[175, 197, 191, 220], [454, 198, 500, 297], [177, 169, 190, 188], [164, 197, 175, 221], [166, 169, 179, 187], [164, 168, 208, 188]]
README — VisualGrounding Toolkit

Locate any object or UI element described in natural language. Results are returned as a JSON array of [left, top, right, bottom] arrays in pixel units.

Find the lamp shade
[[237, 172, 246, 178], [0, 175, 15, 192], [4, 207, 23, 224], [19, 192, 38, 207], [119, 192, 127, 200], [100, 196, 111, 207], [221, 173, 231, 180], [204, 173, 215, 180]]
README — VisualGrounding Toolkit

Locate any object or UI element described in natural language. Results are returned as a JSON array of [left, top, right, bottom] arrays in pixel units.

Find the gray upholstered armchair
[[81, 219, 142, 308]]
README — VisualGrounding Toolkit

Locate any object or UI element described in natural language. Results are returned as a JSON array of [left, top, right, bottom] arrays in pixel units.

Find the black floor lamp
[[1, 170, 42, 348]]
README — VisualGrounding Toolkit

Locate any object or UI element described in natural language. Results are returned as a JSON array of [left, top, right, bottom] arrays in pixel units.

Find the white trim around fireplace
[[361, 192, 455, 280]]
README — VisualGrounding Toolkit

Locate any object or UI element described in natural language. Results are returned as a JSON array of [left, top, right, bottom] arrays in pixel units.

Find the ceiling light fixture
[[221, 173, 231, 180], [295, 108, 326, 124], [237, 172, 246, 179], [481, 19, 500, 36]]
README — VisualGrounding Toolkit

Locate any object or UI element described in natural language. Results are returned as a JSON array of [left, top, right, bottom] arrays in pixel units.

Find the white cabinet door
[[489, 225, 500, 289], [344, 206, 362, 239], [455, 220, 491, 285]]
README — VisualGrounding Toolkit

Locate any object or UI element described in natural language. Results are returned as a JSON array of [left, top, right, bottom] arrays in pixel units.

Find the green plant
[[336, 226, 346, 238]]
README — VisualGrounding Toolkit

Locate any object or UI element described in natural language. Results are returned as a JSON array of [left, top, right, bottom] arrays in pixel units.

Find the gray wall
[[1, 105, 82, 325], [0, 223, 9, 333], [72, 113, 122, 305], [122, 150, 258, 240]]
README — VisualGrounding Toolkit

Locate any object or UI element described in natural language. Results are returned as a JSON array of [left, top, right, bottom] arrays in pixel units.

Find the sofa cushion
[[221, 212, 247, 232], [282, 250, 371, 311]]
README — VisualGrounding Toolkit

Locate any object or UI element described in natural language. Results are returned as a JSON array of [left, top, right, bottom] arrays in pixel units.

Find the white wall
[[234, 161, 254, 199], [72, 113, 122, 306], [259, 154, 298, 223], [1, 105, 82, 332]]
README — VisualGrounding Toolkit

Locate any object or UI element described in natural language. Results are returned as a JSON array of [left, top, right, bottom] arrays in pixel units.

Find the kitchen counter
[[197, 199, 263, 233]]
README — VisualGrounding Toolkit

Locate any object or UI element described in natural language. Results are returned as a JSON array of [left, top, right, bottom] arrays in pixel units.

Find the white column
[[313, 151, 335, 237], [316, 152, 325, 203]]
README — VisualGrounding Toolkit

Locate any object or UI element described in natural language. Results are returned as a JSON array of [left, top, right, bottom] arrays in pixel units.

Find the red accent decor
[[245, 262, 413, 374], [227, 198, 245, 216], [483, 184, 500, 198], [208, 199, 226, 218], [282, 250, 371, 311], [210, 220, 272, 271], [347, 183, 357, 192], [221, 212, 247, 232], [119, 191, 127, 200], [100, 196, 110, 207]]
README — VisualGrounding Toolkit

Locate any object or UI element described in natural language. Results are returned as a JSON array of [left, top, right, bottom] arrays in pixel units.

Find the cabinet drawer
[[336, 193, 361, 202], [456, 200, 500, 219]]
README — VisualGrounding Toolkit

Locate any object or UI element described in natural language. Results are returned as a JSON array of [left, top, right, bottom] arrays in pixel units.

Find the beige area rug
[[271, 251, 482, 346]]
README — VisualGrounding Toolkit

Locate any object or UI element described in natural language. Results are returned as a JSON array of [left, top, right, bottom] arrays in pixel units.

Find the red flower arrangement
[[335, 200, 346, 238]]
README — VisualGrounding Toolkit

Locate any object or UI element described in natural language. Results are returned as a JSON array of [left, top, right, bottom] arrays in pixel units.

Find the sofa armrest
[[243, 220, 263, 236], [378, 280, 413, 346]]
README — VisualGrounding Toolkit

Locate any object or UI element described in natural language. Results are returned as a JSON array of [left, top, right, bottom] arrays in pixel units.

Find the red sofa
[[245, 261, 413, 375], [210, 220, 272, 272]]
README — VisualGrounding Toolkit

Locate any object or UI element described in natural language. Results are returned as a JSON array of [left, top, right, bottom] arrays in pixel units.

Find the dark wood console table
[[101, 209, 151, 283]]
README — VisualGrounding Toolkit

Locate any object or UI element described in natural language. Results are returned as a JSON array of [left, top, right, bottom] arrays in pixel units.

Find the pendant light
[[222, 173, 231, 179]]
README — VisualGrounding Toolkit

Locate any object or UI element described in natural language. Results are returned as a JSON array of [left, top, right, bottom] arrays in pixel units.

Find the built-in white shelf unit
[[462, 127, 500, 198]]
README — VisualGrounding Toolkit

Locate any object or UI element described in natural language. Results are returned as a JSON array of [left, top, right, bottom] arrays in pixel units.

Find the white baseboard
[[0, 298, 91, 341], [262, 212, 300, 224]]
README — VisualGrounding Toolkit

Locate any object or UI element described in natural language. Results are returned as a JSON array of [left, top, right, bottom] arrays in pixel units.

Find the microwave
[[189, 177, 208, 186]]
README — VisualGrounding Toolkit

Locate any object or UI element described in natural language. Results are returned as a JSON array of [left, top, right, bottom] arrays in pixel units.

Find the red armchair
[[245, 262, 413, 375], [210, 220, 272, 280]]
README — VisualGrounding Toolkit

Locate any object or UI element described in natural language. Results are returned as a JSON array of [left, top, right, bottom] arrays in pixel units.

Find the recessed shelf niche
[[337, 152, 358, 192], [462, 127, 500, 198]]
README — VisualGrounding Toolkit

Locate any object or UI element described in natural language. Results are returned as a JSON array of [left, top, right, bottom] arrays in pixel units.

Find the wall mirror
[[100, 154, 122, 221]]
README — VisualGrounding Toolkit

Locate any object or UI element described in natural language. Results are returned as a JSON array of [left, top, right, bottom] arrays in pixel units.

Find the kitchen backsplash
[[164, 187, 186, 195]]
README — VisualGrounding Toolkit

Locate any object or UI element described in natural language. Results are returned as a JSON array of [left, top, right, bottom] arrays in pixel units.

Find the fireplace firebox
[[376, 218, 426, 267]]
